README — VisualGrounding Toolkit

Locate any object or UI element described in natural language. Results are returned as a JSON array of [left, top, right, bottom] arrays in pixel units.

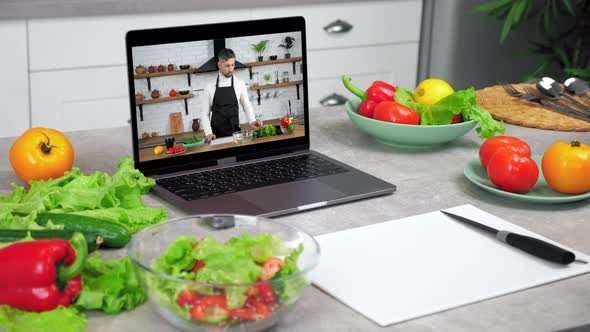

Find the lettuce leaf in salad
[[395, 87, 505, 139], [151, 234, 301, 310], [152, 236, 198, 277], [226, 233, 292, 263], [0, 305, 86, 332], [273, 244, 306, 304]]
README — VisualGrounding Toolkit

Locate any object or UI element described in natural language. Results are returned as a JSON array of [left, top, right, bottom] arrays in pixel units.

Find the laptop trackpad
[[238, 180, 346, 212]]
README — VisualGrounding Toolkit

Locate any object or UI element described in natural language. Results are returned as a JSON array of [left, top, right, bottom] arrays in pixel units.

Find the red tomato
[[228, 297, 272, 321], [451, 114, 463, 124], [191, 260, 205, 273], [252, 300, 271, 320], [257, 284, 276, 306], [372, 101, 420, 125], [479, 136, 531, 170], [176, 289, 198, 306], [260, 257, 284, 281], [487, 149, 539, 193], [190, 295, 228, 321], [358, 99, 379, 118], [229, 306, 257, 320], [280, 116, 291, 127]]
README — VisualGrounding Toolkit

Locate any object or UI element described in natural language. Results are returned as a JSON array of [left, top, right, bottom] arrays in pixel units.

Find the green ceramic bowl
[[345, 97, 477, 148]]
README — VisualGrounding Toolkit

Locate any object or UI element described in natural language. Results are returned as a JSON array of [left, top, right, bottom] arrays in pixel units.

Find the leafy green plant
[[279, 36, 296, 50], [263, 73, 272, 83], [251, 40, 270, 57], [474, 0, 590, 81]]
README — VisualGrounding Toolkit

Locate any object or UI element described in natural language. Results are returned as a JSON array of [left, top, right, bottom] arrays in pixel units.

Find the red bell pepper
[[342, 75, 396, 118], [0, 232, 88, 312]]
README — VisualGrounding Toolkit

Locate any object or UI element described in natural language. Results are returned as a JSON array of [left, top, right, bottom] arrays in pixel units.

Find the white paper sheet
[[311, 204, 590, 327]]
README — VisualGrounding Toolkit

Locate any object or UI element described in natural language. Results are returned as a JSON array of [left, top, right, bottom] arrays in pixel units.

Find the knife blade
[[440, 210, 577, 265]]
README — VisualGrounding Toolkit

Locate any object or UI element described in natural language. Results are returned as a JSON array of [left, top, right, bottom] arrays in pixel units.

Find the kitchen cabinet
[[24, 9, 251, 136], [27, 10, 251, 71], [252, 0, 423, 108], [0, 0, 423, 138], [29, 66, 130, 132], [0, 20, 29, 138]]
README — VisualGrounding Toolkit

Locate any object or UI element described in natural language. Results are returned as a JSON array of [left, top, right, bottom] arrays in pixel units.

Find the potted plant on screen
[[252, 40, 270, 62], [279, 36, 295, 59]]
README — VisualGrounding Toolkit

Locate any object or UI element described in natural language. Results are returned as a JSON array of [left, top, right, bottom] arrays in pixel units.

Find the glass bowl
[[128, 215, 320, 331], [233, 130, 254, 145]]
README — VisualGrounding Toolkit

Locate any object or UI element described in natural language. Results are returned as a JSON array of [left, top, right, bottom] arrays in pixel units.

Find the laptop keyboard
[[156, 154, 348, 201]]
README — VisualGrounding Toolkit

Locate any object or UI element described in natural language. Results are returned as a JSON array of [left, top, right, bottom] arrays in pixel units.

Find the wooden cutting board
[[476, 83, 590, 131], [169, 112, 183, 134]]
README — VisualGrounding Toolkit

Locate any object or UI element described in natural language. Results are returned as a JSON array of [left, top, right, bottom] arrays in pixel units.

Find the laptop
[[125, 16, 396, 217]]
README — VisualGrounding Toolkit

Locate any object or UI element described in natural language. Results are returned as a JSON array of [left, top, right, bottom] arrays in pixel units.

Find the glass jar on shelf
[[252, 72, 259, 87], [282, 71, 290, 83]]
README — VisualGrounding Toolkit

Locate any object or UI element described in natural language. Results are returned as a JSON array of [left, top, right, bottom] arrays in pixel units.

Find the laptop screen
[[126, 17, 309, 173]]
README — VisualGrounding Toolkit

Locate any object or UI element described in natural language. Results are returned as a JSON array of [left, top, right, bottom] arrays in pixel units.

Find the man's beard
[[222, 71, 233, 78]]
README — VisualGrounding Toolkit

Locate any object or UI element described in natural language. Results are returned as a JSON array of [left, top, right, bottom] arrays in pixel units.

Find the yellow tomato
[[9, 127, 75, 184], [154, 146, 164, 155], [542, 141, 590, 194]]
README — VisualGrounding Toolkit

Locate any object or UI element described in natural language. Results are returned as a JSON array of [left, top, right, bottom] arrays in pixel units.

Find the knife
[[440, 210, 578, 265]]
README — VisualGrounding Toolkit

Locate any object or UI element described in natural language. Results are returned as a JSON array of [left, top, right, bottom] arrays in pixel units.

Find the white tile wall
[[131, 32, 304, 139]]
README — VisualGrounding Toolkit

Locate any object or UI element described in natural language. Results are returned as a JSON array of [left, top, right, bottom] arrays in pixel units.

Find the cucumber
[[36, 213, 131, 248], [0, 229, 101, 253]]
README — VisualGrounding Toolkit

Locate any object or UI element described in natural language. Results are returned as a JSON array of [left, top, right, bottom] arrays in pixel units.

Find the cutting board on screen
[[170, 112, 183, 134], [311, 205, 590, 327]]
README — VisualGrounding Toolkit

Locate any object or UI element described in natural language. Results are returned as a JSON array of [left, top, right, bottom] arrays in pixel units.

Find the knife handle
[[497, 231, 576, 265]]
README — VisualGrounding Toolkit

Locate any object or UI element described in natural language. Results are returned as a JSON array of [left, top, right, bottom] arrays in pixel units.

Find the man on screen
[[201, 48, 263, 142]]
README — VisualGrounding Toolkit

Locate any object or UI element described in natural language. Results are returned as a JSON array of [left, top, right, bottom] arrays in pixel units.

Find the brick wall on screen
[[131, 32, 303, 139]]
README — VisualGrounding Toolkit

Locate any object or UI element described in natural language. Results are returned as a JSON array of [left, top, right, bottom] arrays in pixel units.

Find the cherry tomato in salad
[[372, 101, 420, 125], [487, 149, 539, 193], [229, 306, 257, 320], [177, 289, 198, 306], [260, 257, 284, 281], [257, 284, 277, 306], [479, 136, 531, 170], [190, 295, 228, 321], [252, 299, 271, 320], [191, 260, 205, 273]]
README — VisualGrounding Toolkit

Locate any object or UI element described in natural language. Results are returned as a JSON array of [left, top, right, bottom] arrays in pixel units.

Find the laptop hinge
[[217, 156, 237, 166]]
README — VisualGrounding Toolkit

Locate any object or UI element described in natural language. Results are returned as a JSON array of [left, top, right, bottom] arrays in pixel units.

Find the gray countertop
[[1, 106, 589, 331], [0, 0, 369, 19]]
